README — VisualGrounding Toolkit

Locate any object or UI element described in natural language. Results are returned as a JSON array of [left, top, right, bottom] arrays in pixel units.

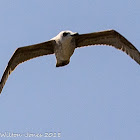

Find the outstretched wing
[[0, 40, 56, 94], [75, 30, 140, 64]]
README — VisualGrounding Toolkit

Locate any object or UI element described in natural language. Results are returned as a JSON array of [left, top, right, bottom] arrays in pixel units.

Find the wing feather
[[0, 40, 56, 94], [75, 30, 140, 64]]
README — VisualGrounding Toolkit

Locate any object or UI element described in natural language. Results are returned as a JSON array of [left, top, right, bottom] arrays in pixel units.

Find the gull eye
[[63, 32, 69, 37]]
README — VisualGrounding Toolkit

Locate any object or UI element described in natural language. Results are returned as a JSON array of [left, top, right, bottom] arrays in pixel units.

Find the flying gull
[[0, 29, 140, 94]]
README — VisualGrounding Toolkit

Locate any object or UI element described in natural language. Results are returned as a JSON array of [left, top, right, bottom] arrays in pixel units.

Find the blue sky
[[0, 0, 140, 140]]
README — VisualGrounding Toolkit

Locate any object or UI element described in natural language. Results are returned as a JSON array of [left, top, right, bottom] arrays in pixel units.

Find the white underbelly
[[55, 44, 75, 61], [61, 45, 75, 59]]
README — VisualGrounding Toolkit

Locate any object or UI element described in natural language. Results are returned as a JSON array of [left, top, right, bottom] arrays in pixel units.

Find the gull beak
[[71, 32, 79, 36]]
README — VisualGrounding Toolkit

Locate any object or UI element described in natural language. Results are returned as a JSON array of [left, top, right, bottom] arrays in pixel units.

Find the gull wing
[[75, 30, 140, 65], [0, 40, 56, 94]]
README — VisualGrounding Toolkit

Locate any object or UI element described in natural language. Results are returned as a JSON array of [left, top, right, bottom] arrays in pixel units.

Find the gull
[[0, 29, 140, 94]]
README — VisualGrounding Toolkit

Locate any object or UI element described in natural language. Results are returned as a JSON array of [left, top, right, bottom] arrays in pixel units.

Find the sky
[[0, 0, 140, 140]]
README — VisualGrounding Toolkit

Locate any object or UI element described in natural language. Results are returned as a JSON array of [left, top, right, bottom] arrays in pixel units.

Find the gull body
[[52, 31, 78, 67], [0, 29, 140, 94]]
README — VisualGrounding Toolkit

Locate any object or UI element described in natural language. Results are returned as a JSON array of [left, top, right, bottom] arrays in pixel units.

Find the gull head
[[52, 30, 79, 42]]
